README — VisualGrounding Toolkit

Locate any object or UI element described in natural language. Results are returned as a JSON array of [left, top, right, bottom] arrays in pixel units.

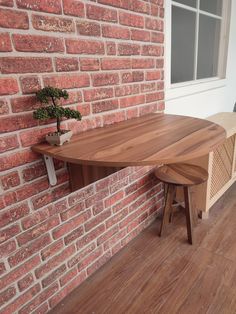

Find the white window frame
[[165, 0, 231, 100]]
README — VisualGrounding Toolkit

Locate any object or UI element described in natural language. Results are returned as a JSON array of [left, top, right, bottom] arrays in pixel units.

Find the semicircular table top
[[32, 113, 226, 167]]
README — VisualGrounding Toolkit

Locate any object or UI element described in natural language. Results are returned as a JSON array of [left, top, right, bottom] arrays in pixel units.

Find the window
[[169, 0, 231, 86]]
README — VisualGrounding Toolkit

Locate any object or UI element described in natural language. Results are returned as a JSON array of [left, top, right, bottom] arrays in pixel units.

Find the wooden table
[[32, 113, 226, 191]]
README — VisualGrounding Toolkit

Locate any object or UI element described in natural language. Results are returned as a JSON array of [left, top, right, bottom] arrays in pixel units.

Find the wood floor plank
[[49, 183, 236, 314]]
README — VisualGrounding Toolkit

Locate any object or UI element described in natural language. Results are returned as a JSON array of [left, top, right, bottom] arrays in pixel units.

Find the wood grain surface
[[154, 163, 209, 186], [32, 113, 226, 166]]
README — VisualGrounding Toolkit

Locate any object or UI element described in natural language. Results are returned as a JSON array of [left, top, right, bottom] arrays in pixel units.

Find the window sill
[[165, 78, 227, 101]]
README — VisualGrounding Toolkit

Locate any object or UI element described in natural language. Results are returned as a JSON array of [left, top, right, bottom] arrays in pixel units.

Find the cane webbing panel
[[210, 136, 234, 199]]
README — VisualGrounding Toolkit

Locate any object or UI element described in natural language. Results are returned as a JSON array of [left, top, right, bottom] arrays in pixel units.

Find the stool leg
[[159, 184, 176, 237], [184, 186, 194, 245]]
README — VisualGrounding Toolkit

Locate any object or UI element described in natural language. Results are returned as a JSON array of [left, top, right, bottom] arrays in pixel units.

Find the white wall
[[165, 1, 236, 118]]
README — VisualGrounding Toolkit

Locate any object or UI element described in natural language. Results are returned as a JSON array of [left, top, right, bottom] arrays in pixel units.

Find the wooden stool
[[155, 163, 208, 244]]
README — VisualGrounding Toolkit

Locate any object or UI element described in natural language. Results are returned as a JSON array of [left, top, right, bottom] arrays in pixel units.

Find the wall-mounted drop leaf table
[[32, 113, 226, 192]]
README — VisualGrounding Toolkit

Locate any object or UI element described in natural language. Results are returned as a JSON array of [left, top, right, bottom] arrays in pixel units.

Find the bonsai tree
[[33, 86, 82, 134]]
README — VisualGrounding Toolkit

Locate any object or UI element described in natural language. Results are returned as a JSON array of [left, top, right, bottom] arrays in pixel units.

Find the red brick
[[0, 240, 17, 258], [0, 224, 20, 244], [106, 41, 116, 55], [35, 245, 76, 278], [151, 4, 158, 16], [142, 44, 162, 56], [32, 14, 74, 32], [118, 43, 141, 56], [104, 229, 127, 250], [66, 38, 104, 55], [0, 255, 40, 290], [129, 0, 150, 14], [17, 216, 60, 246], [126, 107, 139, 119], [156, 58, 164, 68], [0, 135, 19, 153], [67, 243, 95, 268], [84, 87, 113, 102], [132, 58, 155, 69], [41, 239, 64, 261], [77, 246, 103, 272], [131, 29, 150, 42], [49, 272, 86, 308], [32, 192, 53, 210], [101, 58, 131, 70], [159, 7, 164, 18], [1, 171, 20, 190], [77, 103, 91, 116], [77, 224, 105, 249], [103, 111, 126, 125], [0, 286, 16, 307], [17, 0, 62, 14], [3, 191, 17, 207], [119, 11, 144, 28], [0, 32, 12, 51], [80, 58, 100, 71], [60, 202, 85, 221], [19, 76, 41, 95], [59, 267, 78, 286], [92, 72, 119, 87], [64, 226, 84, 245], [0, 203, 29, 228], [19, 283, 59, 314], [121, 71, 144, 83], [42, 264, 66, 288], [120, 94, 145, 108], [0, 114, 37, 133], [92, 99, 119, 114], [146, 70, 161, 81], [115, 84, 139, 97], [43, 73, 90, 89], [0, 99, 9, 115], [31, 302, 49, 314], [146, 91, 164, 103], [18, 273, 34, 292], [151, 32, 164, 43], [105, 190, 124, 207], [9, 234, 51, 267], [77, 21, 101, 37], [1, 284, 41, 314], [97, 225, 119, 245], [145, 17, 163, 31], [11, 95, 39, 112], [0, 57, 53, 73], [85, 209, 112, 231], [52, 210, 90, 239], [22, 162, 46, 182], [87, 251, 112, 276], [0, 263, 6, 276], [13, 34, 64, 53], [98, 0, 128, 9], [102, 25, 130, 39], [0, 77, 19, 95], [141, 82, 156, 93], [87, 4, 117, 22], [0, 8, 29, 29], [63, 0, 84, 17], [0, 0, 13, 6], [139, 103, 161, 115]]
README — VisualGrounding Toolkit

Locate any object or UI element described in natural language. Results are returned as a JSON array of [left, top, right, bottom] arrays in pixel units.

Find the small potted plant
[[33, 86, 82, 146]]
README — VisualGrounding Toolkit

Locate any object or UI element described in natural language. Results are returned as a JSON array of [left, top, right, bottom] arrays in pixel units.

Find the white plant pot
[[46, 130, 73, 146]]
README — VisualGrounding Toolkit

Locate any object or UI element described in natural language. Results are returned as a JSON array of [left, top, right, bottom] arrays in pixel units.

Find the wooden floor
[[50, 183, 236, 314]]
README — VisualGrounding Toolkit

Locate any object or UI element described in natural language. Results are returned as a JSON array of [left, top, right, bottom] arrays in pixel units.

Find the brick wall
[[0, 0, 164, 312]]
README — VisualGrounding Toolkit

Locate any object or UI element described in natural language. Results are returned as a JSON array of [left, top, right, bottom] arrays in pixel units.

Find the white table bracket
[[44, 155, 57, 186]]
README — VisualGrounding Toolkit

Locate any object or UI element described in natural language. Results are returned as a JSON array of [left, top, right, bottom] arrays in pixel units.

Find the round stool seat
[[155, 163, 208, 187]]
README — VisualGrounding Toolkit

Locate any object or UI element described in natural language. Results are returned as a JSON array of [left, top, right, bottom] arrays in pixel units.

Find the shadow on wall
[[234, 103, 236, 112]]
